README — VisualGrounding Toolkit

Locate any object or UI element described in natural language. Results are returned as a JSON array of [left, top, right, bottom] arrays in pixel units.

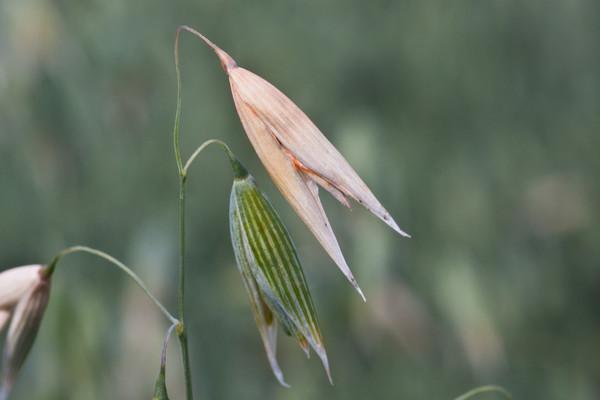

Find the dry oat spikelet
[[178, 26, 410, 300], [0, 265, 51, 399]]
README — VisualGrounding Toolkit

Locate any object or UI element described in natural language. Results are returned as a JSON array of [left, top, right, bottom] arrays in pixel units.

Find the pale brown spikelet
[[179, 27, 409, 300], [228, 66, 409, 239], [0, 265, 51, 399]]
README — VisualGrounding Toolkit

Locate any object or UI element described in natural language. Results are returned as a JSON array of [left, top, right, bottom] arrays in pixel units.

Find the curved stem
[[173, 28, 184, 176], [183, 139, 231, 175], [45, 246, 178, 325], [183, 138, 247, 179], [173, 26, 228, 177], [174, 26, 195, 400], [177, 25, 221, 56], [454, 385, 512, 400]]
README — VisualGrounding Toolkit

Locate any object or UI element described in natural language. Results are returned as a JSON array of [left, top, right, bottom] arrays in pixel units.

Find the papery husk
[[0, 266, 44, 312], [179, 26, 409, 300], [0, 269, 50, 396]]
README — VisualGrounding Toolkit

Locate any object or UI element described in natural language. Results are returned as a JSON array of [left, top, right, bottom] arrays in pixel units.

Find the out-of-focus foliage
[[0, 0, 598, 399]]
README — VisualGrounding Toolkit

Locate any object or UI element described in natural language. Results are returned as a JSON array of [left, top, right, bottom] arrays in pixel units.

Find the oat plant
[[0, 26, 507, 400]]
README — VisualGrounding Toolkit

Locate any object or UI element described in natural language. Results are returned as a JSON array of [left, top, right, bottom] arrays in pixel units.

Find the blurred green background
[[1, 0, 599, 399]]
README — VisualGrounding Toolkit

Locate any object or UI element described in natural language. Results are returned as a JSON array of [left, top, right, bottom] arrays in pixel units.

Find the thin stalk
[[45, 246, 178, 325], [174, 25, 194, 400], [173, 28, 184, 176], [176, 25, 224, 65], [454, 385, 512, 400], [177, 322, 193, 400], [173, 27, 246, 400], [177, 163, 194, 400], [178, 177, 187, 320], [183, 138, 245, 178]]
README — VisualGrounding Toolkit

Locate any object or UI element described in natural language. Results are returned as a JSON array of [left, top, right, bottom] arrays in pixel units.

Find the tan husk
[[0, 266, 44, 313], [0, 266, 50, 398], [179, 26, 409, 300]]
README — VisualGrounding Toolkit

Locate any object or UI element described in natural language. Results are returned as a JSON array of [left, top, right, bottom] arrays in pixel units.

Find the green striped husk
[[229, 171, 331, 386]]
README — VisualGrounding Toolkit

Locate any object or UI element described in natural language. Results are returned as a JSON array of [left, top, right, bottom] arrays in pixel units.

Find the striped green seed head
[[229, 169, 331, 386]]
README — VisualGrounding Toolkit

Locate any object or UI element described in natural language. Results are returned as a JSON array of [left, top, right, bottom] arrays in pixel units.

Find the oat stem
[[173, 26, 248, 400], [173, 25, 192, 400], [45, 246, 178, 324]]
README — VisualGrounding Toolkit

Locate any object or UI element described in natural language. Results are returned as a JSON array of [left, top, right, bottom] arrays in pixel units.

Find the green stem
[[183, 139, 247, 179], [454, 385, 512, 400], [173, 27, 247, 400], [174, 25, 194, 400], [173, 27, 184, 176], [178, 177, 187, 321], [45, 246, 178, 325], [177, 172, 194, 400], [177, 322, 193, 400]]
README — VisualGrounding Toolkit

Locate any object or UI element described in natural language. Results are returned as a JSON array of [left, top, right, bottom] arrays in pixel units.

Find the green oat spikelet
[[228, 158, 331, 386]]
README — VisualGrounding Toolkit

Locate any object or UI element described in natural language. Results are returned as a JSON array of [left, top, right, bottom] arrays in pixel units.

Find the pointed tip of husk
[[317, 349, 333, 385], [356, 285, 367, 303], [274, 369, 291, 388], [321, 236, 366, 301], [385, 215, 411, 238], [345, 269, 367, 302], [327, 373, 334, 386], [345, 270, 366, 302]]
